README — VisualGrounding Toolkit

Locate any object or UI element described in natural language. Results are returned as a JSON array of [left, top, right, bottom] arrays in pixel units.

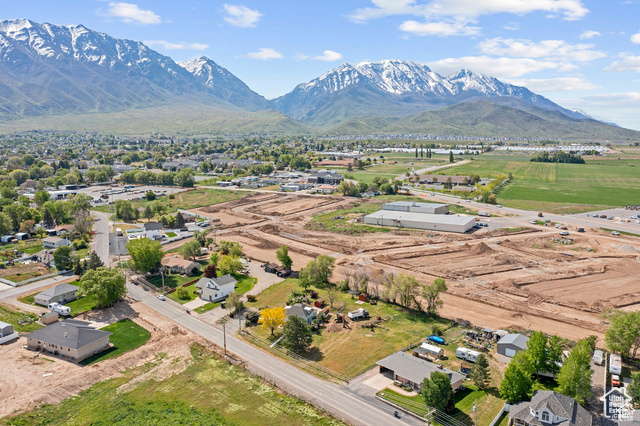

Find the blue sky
[[4, 0, 640, 129]]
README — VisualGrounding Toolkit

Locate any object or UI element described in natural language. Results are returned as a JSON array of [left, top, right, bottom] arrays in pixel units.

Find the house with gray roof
[[195, 274, 237, 302], [34, 283, 79, 306], [498, 333, 530, 358], [508, 390, 592, 425], [285, 303, 316, 324], [25, 320, 112, 361], [376, 351, 464, 392]]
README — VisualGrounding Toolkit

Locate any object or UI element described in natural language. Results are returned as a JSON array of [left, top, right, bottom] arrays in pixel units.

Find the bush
[[246, 294, 257, 302], [73, 239, 88, 250], [245, 320, 251, 327], [168, 194, 175, 199], [431, 325, 443, 336], [245, 310, 260, 324], [176, 287, 190, 300]]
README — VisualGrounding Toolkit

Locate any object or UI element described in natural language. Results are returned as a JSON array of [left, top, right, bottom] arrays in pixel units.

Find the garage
[[497, 333, 529, 358]]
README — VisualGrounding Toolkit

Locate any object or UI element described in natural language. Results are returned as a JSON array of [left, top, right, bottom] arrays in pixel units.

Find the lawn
[[194, 301, 221, 314], [80, 319, 151, 366], [167, 282, 199, 304], [0, 304, 42, 332], [147, 271, 202, 289], [165, 232, 177, 238], [0, 263, 54, 283], [245, 278, 452, 377], [66, 296, 98, 316], [0, 239, 45, 261], [378, 384, 504, 426], [3, 345, 343, 426], [434, 155, 640, 213]]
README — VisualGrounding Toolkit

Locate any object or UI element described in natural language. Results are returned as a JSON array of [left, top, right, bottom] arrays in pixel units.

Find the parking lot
[[78, 184, 188, 204]]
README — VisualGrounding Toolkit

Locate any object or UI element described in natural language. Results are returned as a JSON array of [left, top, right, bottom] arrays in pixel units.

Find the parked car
[[530, 220, 537, 224], [555, 223, 562, 229], [157, 294, 166, 301], [612, 374, 621, 387], [577, 228, 585, 233], [560, 231, 569, 236], [592, 214, 599, 218], [611, 231, 620, 236], [601, 215, 607, 219]]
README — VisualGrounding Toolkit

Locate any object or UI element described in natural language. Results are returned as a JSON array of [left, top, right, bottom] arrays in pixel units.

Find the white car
[[157, 294, 166, 301], [560, 231, 569, 236], [530, 220, 537, 224], [611, 231, 620, 236]]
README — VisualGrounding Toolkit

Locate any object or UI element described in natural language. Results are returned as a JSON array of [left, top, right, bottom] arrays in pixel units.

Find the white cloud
[[145, 40, 208, 51], [605, 55, 640, 72], [223, 4, 262, 28], [631, 31, 640, 44], [105, 2, 161, 25], [478, 38, 606, 62], [247, 48, 282, 60], [579, 30, 600, 39], [349, 0, 588, 24], [503, 22, 520, 31], [399, 20, 480, 36], [427, 56, 576, 78], [506, 77, 599, 92], [312, 50, 343, 62]]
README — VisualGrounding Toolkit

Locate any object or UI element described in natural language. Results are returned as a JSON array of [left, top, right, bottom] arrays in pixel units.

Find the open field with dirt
[[189, 193, 640, 343]]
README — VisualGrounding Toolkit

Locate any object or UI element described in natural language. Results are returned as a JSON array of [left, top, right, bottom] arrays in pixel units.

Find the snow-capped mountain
[[178, 56, 268, 110], [0, 19, 261, 119], [272, 60, 586, 125]]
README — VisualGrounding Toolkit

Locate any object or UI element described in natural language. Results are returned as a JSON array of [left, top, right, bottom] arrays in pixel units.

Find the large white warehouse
[[381, 201, 449, 215], [364, 210, 475, 233]]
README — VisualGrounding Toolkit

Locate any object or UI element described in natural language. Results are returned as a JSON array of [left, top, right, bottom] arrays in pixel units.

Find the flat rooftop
[[365, 210, 475, 225], [383, 201, 449, 209]]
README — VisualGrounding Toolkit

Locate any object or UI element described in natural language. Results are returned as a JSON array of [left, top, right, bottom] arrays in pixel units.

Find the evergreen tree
[[557, 339, 593, 405], [73, 259, 84, 276], [470, 353, 491, 390], [449, 151, 454, 163], [422, 371, 455, 413], [175, 212, 185, 228], [500, 351, 533, 403], [528, 331, 549, 374], [42, 208, 55, 228], [282, 316, 313, 353]]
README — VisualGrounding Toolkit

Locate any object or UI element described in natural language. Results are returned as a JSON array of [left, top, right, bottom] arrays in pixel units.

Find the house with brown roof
[[161, 255, 201, 276]]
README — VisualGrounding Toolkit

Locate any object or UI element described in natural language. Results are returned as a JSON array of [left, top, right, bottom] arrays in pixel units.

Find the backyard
[[80, 319, 151, 365], [0, 262, 54, 283], [0, 304, 42, 333], [245, 278, 454, 377]]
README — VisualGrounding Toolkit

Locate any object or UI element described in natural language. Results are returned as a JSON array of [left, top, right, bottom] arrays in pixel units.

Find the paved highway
[[127, 283, 411, 426]]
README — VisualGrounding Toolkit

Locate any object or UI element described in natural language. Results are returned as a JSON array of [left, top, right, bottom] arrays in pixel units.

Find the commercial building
[[364, 210, 475, 233], [381, 201, 450, 215]]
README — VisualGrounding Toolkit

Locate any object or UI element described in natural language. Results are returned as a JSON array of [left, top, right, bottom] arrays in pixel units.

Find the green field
[[435, 156, 640, 213], [3, 345, 341, 426], [0, 304, 42, 333], [80, 319, 151, 365], [245, 278, 452, 377], [148, 271, 202, 289], [66, 296, 98, 316]]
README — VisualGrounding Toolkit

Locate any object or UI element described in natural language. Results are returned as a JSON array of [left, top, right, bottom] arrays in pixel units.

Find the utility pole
[[223, 322, 227, 356], [161, 269, 165, 294]]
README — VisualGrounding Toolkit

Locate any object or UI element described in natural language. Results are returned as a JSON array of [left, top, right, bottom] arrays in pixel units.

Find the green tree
[[605, 310, 640, 359], [226, 292, 244, 314], [218, 255, 243, 275], [276, 245, 293, 269], [220, 241, 243, 257], [500, 352, 533, 403], [34, 190, 50, 208], [145, 190, 156, 201], [470, 353, 491, 390], [53, 246, 73, 270], [422, 371, 455, 413], [143, 205, 154, 221], [79, 267, 127, 308], [422, 277, 447, 315], [42, 208, 55, 229], [628, 372, 640, 407], [180, 240, 201, 260], [298, 255, 335, 289], [528, 331, 549, 375], [86, 251, 105, 270], [126, 238, 164, 273], [449, 151, 454, 163], [282, 315, 313, 353], [557, 339, 593, 405], [175, 212, 185, 228], [176, 287, 190, 300], [547, 335, 564, 377], [204, 264, 217, 278]]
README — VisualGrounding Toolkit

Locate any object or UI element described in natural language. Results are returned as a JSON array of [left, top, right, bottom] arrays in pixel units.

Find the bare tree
[[353, 266, 371, 294], [325, 283, 340, 308]]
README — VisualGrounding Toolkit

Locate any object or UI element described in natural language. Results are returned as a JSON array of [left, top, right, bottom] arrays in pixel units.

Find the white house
[[143, 222, 163, 240], [42, 237, 71, 250], [34, 283, 79, 306], [195, 274, 237, 302]]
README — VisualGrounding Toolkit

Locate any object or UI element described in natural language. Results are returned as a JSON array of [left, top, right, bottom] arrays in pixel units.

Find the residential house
[[34, 249, 54, 266], [25, 320, 113, 361], [285, 303, 316, 324], [54, 224, 75, 236], [195, 274, 237, 302], [161, 255, 201, 276], [508, 390, 592, 425], [143, 222, 163, 240], [497, 333, 529, 358], [19, 179, 38, 191], [34, 283, 79, 306], [42, 237, 71, 250], [376, 351, 464, 392]]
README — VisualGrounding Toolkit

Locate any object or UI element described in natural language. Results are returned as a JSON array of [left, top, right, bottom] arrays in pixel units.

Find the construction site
[[190, 192, 640, 341]]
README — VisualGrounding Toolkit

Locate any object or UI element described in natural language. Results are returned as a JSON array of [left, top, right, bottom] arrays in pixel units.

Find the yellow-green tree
[[258, 307, 286, 336]]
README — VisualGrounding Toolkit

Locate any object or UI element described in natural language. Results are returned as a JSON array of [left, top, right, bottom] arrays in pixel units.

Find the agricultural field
[[2, 345, 342, 426], [435, 155, 640, 213]]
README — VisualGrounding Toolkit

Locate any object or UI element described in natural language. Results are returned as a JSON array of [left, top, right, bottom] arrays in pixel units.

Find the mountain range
[[0, 19, 637, 140]]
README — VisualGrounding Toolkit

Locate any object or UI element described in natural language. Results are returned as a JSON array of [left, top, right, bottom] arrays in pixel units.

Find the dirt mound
[[470, 242, 495, 255], [616, 244, 640, 253], [325, 322, 350, 333]]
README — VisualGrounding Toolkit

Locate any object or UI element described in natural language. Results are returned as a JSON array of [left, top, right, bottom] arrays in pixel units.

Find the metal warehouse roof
[[383, 201, 449, 209], [365, 210, 475, 225], [498, 333, 529, 349]]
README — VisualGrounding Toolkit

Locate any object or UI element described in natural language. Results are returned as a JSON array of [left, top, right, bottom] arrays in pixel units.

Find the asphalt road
[[127, 283, 409, 426]]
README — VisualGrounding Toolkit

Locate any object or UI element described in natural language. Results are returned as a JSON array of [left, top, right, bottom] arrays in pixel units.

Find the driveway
[[244, 261, 284, 298]]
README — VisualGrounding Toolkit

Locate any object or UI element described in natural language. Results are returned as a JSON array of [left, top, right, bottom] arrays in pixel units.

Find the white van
[[609, 353, 622, 375], [593, 349, 603, 366], [48, 302, 71, 316]]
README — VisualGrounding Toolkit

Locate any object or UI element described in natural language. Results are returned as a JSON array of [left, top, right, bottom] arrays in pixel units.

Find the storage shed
[[497, 333, 529, 358]]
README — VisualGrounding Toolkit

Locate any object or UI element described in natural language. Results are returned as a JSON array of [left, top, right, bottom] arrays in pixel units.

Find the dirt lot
[[189, 194, 640, 342], [0, 300, 205, 419], [0, 262, 51, 283]]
